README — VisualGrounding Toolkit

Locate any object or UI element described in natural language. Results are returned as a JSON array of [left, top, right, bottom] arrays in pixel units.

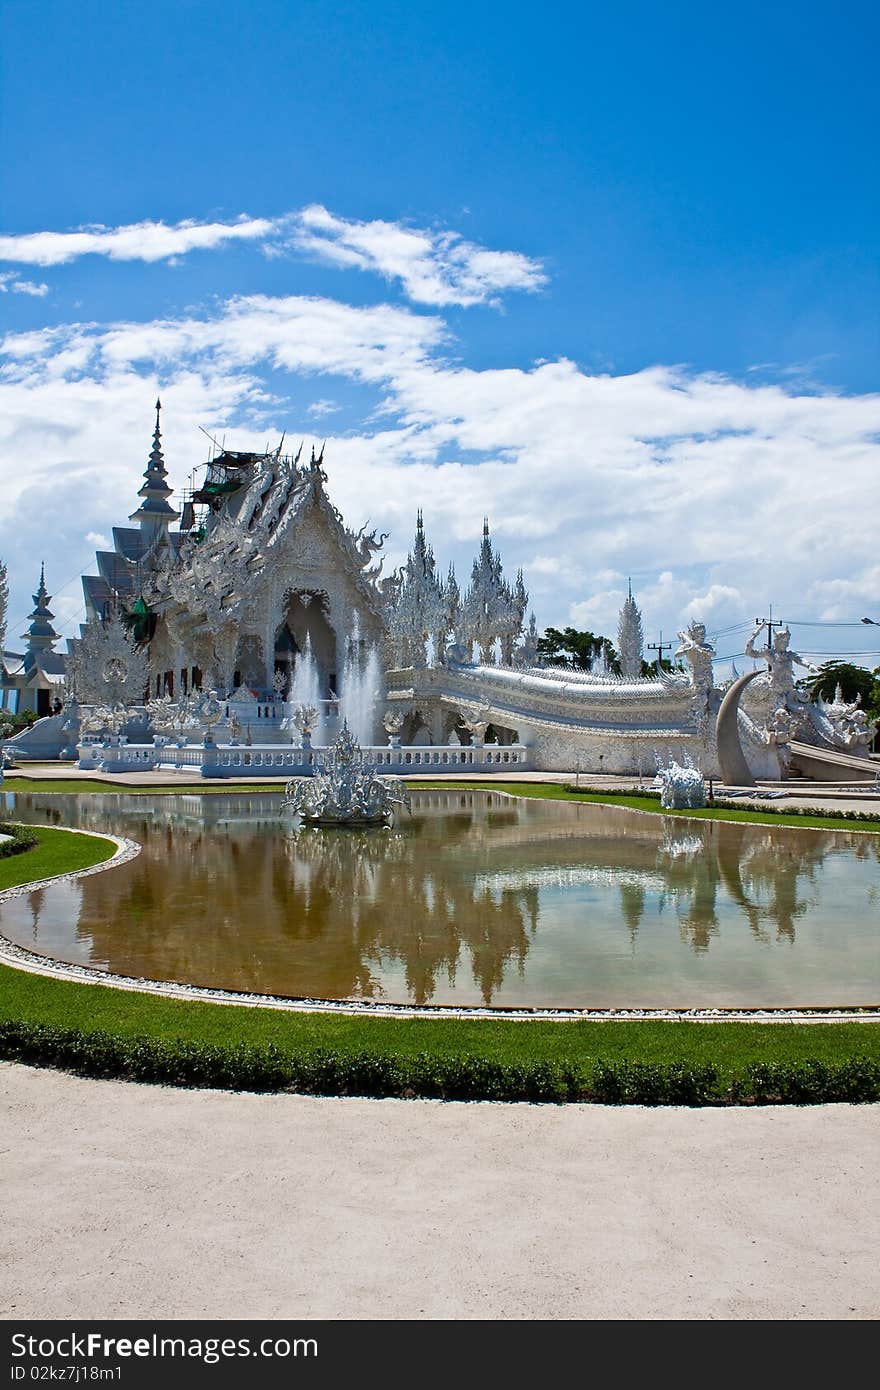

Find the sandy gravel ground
[[2, 1062, 878, 1321]]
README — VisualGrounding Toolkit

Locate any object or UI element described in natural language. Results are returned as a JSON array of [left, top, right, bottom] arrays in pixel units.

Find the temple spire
[[129, 398, 180, 535], [461, 518, 527, 665], [22, 561, 60, 667], [617, 583, 644, 679]]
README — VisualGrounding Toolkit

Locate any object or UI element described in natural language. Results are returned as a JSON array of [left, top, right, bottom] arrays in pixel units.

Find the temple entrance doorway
[[277, 591, 337, 698], [273, 624, 298, 697]]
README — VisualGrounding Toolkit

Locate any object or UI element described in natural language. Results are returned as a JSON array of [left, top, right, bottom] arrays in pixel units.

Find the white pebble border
[[0, 828, 142, 900], [0, 824, 877, 1024]]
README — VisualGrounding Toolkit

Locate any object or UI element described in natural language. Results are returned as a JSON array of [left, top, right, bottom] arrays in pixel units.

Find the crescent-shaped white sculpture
[[715, 670, 761, 787]]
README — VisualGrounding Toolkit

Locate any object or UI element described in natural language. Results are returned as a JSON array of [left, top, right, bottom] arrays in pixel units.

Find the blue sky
[[1, 0, 878, 672]]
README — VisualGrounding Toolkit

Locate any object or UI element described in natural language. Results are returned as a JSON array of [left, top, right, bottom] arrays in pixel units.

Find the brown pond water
[[1, 789, 878, 1008]]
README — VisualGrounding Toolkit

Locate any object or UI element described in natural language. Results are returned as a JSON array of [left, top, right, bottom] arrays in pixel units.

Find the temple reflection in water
[[2, 790, 878, 1009]]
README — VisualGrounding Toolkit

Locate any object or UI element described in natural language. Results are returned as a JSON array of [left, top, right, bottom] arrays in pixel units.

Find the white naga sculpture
[[459, 701, 493, 745], [817, 685, 875, 752]]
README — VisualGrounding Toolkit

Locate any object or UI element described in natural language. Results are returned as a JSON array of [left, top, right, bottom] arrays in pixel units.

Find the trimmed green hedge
[[2, 1020, 877, 1105], [0, 823, 38, 860]]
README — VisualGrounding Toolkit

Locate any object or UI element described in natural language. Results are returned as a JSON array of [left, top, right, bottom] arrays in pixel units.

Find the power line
[[785, 619, 876, 628], [710, 618, 873, 639], [714, 649, 880, 662], [708, 621, 754, 639], [2, 547, 101, 648]]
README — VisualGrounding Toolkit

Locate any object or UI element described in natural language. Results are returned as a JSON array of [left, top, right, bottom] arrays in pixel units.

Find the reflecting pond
[[1, 789, 878, 1008]]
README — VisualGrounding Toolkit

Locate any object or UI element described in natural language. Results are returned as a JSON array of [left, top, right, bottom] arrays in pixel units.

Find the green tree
[[866, 668, 880, 726], [800, 661, 877, 706], [537, 627, 621, 674]]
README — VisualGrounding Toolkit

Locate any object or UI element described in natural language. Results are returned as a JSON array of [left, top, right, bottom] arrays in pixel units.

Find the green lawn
[[0, 961, 877, 1069], [0, 824, 117, 888]]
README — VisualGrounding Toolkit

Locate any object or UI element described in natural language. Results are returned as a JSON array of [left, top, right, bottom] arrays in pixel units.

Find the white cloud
[[1, 288, 879, 665], [805, 567, 880, 626], [0, 207, 546, 310], [569, 592, 626, 630], [0, 295, 445, 401], [0, 271, 49, 297], [0, 215, 276, 267], [682, 584, 745, 626], [290, 204, 547, 307]]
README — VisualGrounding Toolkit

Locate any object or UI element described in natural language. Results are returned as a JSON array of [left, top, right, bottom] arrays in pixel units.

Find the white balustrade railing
[[79, 741, 530, 778], [370, 745, 529, 770]]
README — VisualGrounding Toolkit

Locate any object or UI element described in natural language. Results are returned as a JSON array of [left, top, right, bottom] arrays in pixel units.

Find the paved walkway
[[2, 1063, 878, 1320]]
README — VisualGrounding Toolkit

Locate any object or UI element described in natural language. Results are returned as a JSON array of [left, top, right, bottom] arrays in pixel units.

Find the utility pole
[[754, 603, 780, 644], [647, 630, 672, 673], [754, 604, 781, 671]]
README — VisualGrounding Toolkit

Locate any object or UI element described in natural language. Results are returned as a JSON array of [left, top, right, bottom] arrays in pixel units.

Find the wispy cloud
[[0, 271, 48, 297], [290, 204, 547, 307], [0, 215, 275, 267], [0, 294, 446, 389], [0, 207, 547, 310]]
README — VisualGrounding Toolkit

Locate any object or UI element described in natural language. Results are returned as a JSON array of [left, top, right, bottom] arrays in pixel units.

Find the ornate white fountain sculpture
[[283, 723, 409, 826], [654, 758, 707, 810]]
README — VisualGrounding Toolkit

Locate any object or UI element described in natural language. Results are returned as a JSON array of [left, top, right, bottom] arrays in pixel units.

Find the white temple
[[2, 404, 876, 779]]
